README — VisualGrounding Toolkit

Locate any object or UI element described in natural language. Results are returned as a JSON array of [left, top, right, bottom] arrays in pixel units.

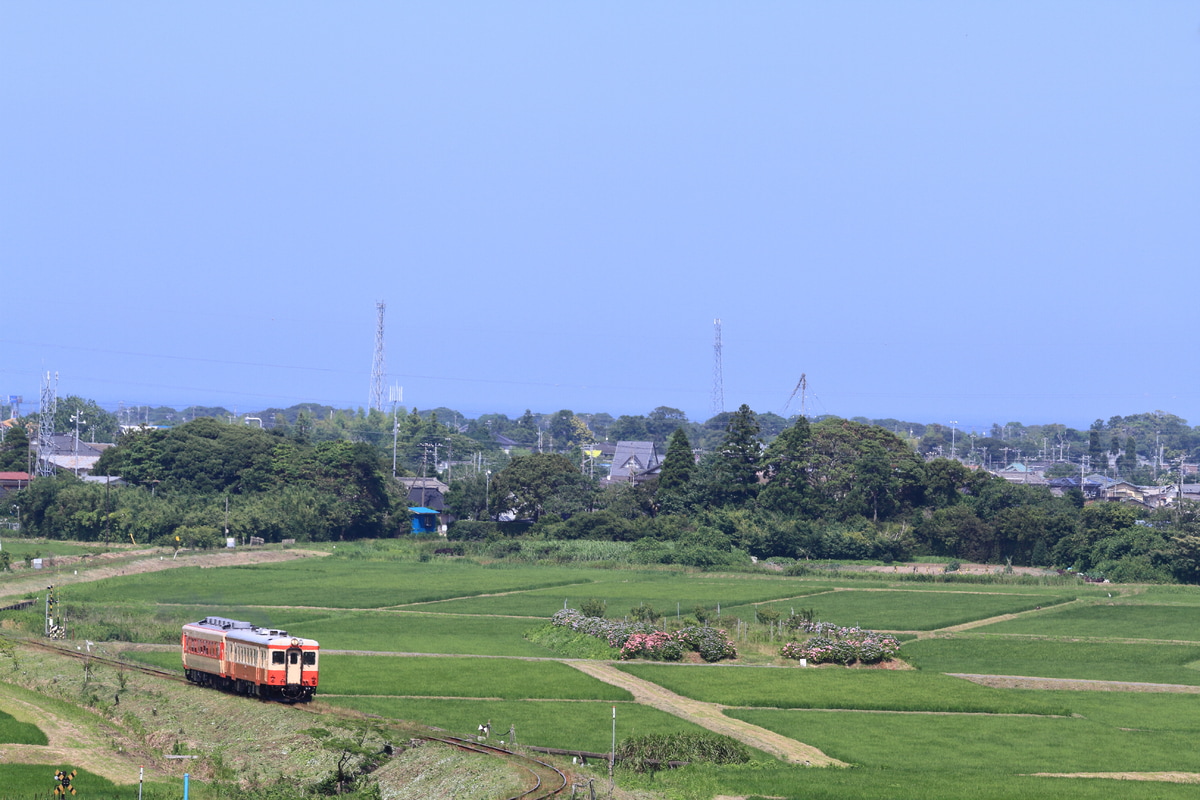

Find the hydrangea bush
[[551, 609, 737, 662], [780, 616, 900, 666]]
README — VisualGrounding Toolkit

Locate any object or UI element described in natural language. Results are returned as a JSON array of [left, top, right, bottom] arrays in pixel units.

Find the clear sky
[[3, 3, 1198, 431]]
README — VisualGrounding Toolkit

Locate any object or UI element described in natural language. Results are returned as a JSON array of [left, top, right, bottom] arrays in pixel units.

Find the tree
[[0, 423, 31, 472], [757, 417, 814, 516], [489, 453, 595, 521], [656, 427, 696, 514], [704, 405, 762, 507], [646, 407, 688, 444], [52, 396, 120, 443], [609, 415, 649, 442]]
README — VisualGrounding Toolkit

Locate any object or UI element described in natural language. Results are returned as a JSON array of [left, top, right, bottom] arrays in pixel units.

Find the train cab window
[[272, 651, 285, 665], [303, 652, 316, 666], [289, 651, 299, 665]]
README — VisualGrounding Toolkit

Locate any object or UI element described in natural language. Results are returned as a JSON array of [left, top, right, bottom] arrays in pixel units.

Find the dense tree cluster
[[14, 418, 405, 545], [5, 397, 1200, 582]]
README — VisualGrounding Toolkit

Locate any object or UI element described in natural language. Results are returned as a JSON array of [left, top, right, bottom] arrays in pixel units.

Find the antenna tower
[[370, 301, 386, 412], [712, 318, 725, 415], [784, 373, 807, 417], [37, 371, 58, 477]]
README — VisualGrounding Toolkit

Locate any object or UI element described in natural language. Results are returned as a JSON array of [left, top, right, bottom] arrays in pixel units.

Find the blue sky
[[3, 3, 1198, 432]]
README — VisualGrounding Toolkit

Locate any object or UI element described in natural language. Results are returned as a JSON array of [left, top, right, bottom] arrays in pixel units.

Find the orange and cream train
[[181, 616, 319, 702]]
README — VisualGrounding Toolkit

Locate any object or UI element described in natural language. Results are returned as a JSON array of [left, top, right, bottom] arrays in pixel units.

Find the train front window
[[272, 651, 285, 665], [303, 652, 316, 666], [289, 651, 299, 665]]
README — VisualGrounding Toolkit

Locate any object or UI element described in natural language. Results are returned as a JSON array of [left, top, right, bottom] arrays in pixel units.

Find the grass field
[[13, 548, 1200, 800], [404, 574, 833, 617], [0, 765, 119, 799], [319, 696, 736, 754], [320, 655, 632, 700], [618, 762, 1200, 800], [0, 709, 47, 745], [617, 663, 1071, 715], [59, 559, 599, 608], [720, 589, 1078, 631], [728, 706, 1200, 773], [976, 603, 1200, 641], [901, 636, 1200, 684]]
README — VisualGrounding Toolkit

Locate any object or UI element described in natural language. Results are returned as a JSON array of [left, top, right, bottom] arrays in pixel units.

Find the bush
[[616, 732, 749, 773], [580, 598, 607, 618], [629, 602, 660, 624], [781, 619, 900, 666]]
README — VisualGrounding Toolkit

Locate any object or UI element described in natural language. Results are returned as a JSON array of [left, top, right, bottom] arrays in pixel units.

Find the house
[[0, 471, 30, 501], [397, 476, 448, 512], [40, 434, 112, 476], [604, 441, 660, 485]]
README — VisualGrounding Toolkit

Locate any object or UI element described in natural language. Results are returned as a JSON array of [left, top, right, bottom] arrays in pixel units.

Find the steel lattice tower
[[712, 318, 724, 416], [370, 301, 386, 412], [37, 371, 57, 477]]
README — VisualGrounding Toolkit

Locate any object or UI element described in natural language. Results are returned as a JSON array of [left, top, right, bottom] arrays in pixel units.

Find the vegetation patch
[[524, 622, 622, 659], [615, 732, 749, 772], [0, 708, 48, 745]]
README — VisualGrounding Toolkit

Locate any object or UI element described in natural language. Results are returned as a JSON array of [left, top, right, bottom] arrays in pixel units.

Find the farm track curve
[[566, 661, 846, 767]]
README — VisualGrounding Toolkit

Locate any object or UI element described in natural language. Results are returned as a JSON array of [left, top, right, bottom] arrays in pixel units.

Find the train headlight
[[291, 638, 300, 647]]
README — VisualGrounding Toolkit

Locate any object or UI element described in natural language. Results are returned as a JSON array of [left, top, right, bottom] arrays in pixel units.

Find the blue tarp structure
[[409, 507, 439, 534]]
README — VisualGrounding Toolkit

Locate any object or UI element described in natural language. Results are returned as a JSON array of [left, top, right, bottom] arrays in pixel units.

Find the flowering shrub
[[780, 617, 900, 666], [551, 609, 736, 662], [621, 632, 685, 661], [676, 625, 738, 662]]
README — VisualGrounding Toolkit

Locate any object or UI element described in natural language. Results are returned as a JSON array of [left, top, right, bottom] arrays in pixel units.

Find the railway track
[[438, 735, 569, 800], [1, 632, 575, 800]]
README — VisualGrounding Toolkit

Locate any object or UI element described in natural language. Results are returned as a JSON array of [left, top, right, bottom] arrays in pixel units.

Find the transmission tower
[[37, 371, 58, 477], [712, 318, 725, 416], [370, 301, 386, 412], [784, 373, 807, 417]]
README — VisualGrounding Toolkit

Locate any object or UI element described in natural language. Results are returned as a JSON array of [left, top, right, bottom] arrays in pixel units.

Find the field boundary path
[[566, 661, 846, 767], [950, 673, 1200, 693]]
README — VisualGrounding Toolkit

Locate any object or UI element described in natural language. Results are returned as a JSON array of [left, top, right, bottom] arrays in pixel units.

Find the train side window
[[303, 652, 316, 666], [272, 651, 285, 665]]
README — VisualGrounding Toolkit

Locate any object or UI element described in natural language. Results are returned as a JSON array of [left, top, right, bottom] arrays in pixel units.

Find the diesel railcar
[[182, 616, 319, 702]]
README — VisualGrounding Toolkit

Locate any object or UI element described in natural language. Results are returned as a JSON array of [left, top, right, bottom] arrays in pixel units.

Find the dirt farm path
[[567, 661, 845, 766]]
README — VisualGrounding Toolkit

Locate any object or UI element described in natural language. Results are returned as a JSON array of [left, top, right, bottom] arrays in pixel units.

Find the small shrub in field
[[755, 606, 781, 624], [630, 602, 660, 624], [580, 598, 607, 618]]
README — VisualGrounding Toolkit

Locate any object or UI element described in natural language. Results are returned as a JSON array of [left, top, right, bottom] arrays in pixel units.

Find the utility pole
[[390, 385, 403, 478]]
